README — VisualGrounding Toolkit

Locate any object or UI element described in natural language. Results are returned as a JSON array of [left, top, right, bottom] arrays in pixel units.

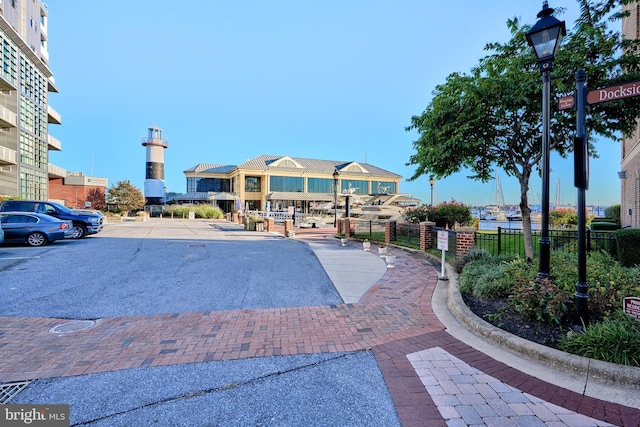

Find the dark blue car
[[0, 212, 73, 246]]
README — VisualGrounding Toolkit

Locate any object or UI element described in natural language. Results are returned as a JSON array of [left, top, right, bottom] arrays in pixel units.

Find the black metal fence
[[351, 219, 388, 236], [475, 227, 618, 257], [396, 222, 421, 246]]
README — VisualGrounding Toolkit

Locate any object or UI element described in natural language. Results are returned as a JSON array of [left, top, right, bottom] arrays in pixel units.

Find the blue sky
[[46, 1, 619, 207]]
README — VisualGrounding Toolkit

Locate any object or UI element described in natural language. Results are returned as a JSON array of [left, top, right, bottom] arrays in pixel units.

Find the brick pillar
[[420, 221, 436, 251], [266, 217, 275, 232], [343, 218, 352, 237], [233, 212, 239, 223], [456, 226, 476, 257], [284, 219, 295, 237], [385, 220, 397, 244]]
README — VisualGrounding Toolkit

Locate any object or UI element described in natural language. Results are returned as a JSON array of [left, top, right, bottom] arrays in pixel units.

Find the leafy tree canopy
[[406, 0, 640, 259], [106, 180, 145, 214]]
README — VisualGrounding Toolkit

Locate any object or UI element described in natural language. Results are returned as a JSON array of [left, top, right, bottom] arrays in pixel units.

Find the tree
[[106, 180, 145, 214], [406, 0, 640, 260], [86, 188, 106, 210]]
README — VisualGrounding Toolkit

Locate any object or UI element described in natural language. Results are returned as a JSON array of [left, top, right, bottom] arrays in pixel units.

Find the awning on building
[[266, 192, 334, 201]]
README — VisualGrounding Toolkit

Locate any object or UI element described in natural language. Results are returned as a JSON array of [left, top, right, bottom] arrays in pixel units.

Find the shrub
[[457, 252, 517, 298], [604, 204, 621, 224], [616, 228, 640, 267], [590, 221, 619, 231], [403, 204, 432, 224], [454, 248, 493, 274], [550, 209, 577, 228], [559, 311, 640, 367], [429, 200, 473, 229], [509, 278, 571, 324], [168, 205, 224, 219]]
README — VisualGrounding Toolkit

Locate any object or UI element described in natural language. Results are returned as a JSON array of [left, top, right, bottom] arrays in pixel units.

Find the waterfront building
[[183, 155, 405, 214], [0, 0, 61, 200]]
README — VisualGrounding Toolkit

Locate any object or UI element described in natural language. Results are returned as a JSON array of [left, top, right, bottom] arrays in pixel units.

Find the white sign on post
[[437, 230, 448, 280]]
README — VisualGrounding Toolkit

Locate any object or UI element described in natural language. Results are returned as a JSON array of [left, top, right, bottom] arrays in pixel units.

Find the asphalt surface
[[2, 219, 400, 426]]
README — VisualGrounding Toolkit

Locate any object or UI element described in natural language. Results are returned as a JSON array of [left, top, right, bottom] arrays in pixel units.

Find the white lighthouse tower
[[141, 126, 168, 205]]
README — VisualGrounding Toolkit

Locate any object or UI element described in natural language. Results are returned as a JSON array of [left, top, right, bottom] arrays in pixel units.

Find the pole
[[575, 69, 589, 324], [430, 183, 434, 206], [333, 182, 337, 229], [538, 68, 551, 279]]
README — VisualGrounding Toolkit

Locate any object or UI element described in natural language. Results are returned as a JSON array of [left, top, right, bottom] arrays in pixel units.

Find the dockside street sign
[[558, 78, 640, 110]]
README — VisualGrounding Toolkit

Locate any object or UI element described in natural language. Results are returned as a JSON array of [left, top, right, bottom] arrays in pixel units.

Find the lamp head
[[526, 1, 566, 71]]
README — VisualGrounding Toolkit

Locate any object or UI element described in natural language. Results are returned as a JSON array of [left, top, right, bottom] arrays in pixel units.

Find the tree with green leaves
[[406, 0, 640, 260], [106, 180, 145, 214]]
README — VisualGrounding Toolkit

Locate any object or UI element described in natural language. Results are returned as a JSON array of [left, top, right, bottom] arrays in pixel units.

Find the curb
[[440, 261, 640, 390]]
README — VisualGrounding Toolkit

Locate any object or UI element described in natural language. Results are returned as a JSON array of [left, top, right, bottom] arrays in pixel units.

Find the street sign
[[558, 95, 574, 110], [558, 79, 640, 110], [586, 79, 640, 105], [624, 297, 640, 321], [437, 230, 448, 251]]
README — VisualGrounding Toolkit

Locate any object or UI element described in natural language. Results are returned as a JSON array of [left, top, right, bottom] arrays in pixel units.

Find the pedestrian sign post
[[437, 230, 448, 281]]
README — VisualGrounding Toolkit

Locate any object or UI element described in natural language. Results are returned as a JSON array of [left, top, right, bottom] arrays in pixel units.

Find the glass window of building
[[307, 177, 333, 193], [186, 177, 230, 193], [375, 181, 397, 194], [245, 176, 261, 192], [340, 180, 369, 195], [270, 176, 303, 192]]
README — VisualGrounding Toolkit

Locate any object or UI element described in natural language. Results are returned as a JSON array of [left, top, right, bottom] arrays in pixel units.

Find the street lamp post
[[526, 1, 566, 279], [429, 176, 435, 206], [332, 169, 339, 229]]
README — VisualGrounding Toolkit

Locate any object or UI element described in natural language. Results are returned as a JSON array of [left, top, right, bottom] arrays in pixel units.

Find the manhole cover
[[49, 320, 96, 334]]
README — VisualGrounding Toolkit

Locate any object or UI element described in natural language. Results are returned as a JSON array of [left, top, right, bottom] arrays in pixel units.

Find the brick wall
[[48, 179, 105, 208]]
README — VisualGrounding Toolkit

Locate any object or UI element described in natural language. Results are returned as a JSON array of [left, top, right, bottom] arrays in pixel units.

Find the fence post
[[385, 220, 396, 244], [343, 218, 352, 237], [497, 227, 502, 255], [456, 226, 477, 257], [419, 221, 436, 251]]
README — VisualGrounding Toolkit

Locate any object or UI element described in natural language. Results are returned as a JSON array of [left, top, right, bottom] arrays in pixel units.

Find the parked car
[[0, 200, 104, 239], [0, 212, 73, 246], [0, 223, 4, 244]]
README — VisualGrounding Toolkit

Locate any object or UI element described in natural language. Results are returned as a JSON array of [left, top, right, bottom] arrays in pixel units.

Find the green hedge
[[616, 228, 640, 267], [589, 221, 620, 231], [167, 205, 224, 219]]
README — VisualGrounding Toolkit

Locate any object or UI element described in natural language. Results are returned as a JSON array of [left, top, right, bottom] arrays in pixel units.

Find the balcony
[[47, 105, 61, 124], [0, 72, 15, 91], [0, 145, 17, 165], [0, 104, 17, 128], [48, 133, 61, 151], [47, 163, 66, 178], [48, 77, 59, 93]]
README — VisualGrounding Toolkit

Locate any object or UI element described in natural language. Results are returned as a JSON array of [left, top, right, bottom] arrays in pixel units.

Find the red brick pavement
[[1, 233, 639, 426], [0, 241, 444, 383]]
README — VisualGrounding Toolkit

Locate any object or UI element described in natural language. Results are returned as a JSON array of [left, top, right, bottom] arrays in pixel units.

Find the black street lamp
[[429, 176, 435, 206], [526, 1, 566, 279], [332, 169, 339, 228]]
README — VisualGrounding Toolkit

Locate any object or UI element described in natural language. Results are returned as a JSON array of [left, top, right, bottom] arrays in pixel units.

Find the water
[[478, 220, 541, 231]]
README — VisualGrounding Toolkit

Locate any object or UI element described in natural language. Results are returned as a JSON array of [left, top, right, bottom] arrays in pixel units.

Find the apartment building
[[0, 0, 61, 200], [621, 2, 640, 228]]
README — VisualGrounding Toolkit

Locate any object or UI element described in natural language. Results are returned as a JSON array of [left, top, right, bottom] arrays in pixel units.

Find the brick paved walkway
[[1, 233, 639, 426]]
